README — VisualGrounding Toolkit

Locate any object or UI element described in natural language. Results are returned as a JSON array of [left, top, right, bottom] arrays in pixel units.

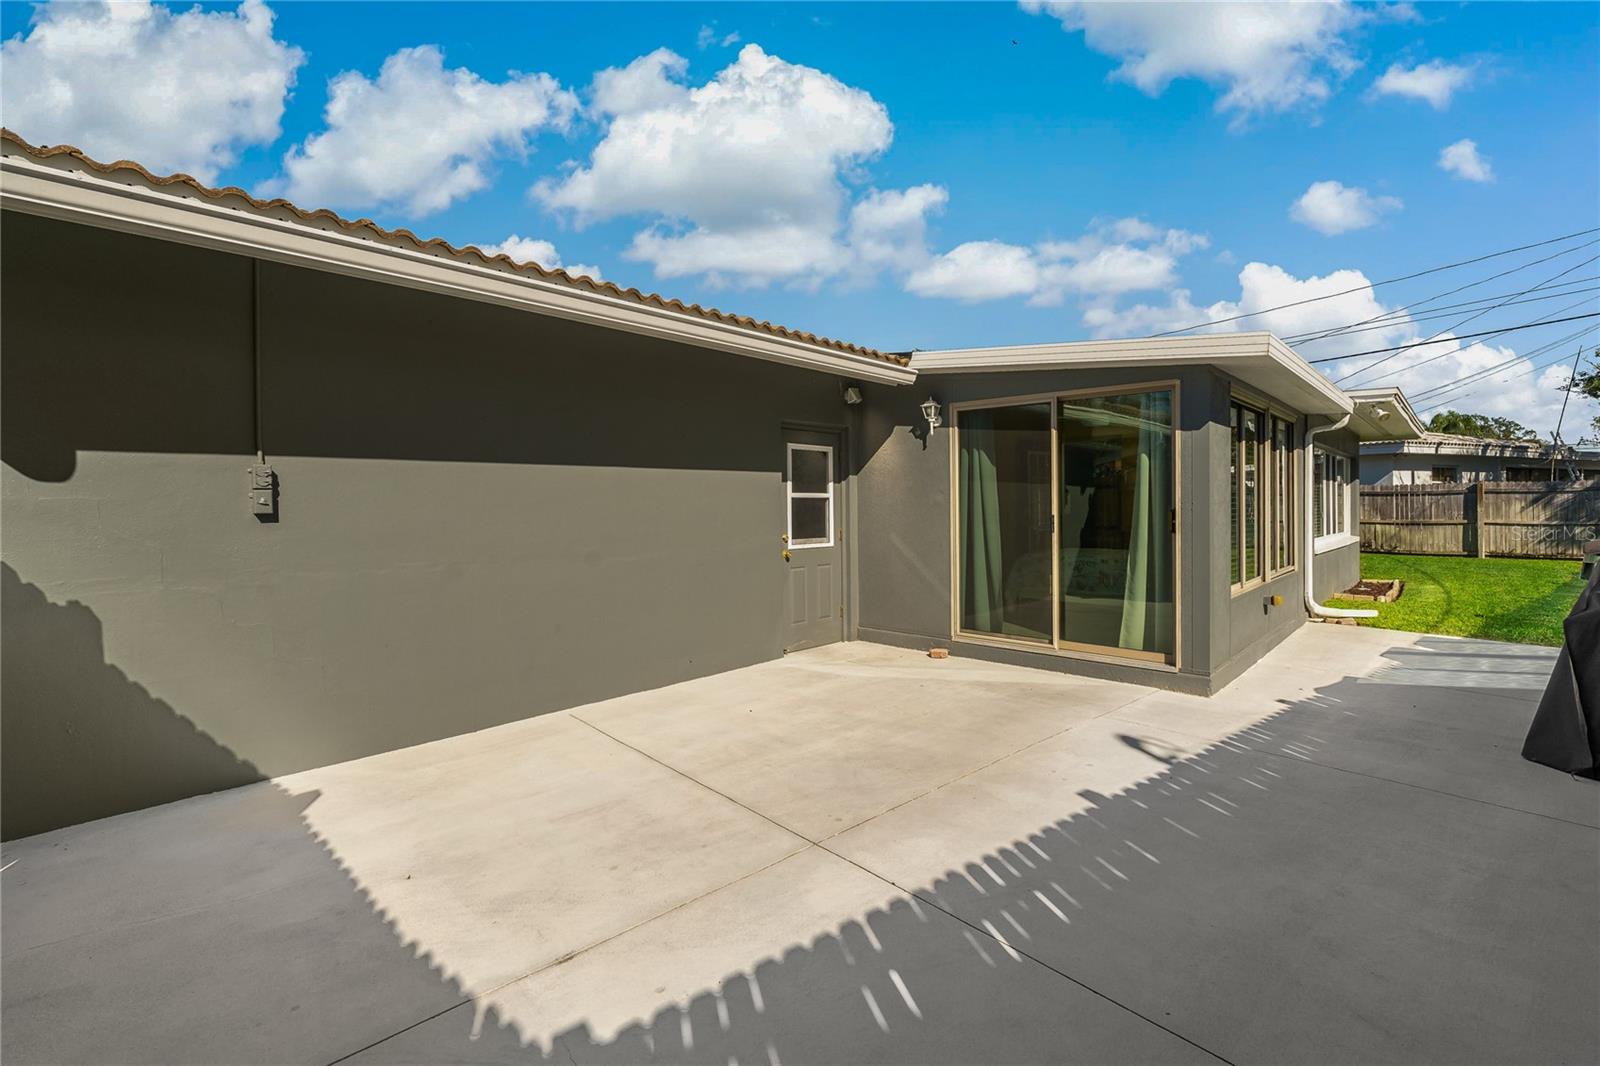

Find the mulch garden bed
[[1340, 579, 1404, 602]]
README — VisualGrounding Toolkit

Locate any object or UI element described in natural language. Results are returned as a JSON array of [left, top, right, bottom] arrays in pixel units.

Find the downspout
[[1304, 413, 1376, 619]]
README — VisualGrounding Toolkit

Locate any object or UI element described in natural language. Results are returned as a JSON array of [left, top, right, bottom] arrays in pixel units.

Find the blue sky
[[3, 1, 1598, 434]]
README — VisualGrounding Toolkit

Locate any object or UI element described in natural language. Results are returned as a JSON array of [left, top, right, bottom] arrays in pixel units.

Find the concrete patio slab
[[574, 641, 1147, 839], [829, 662, 1600, 1064], [1, 711, 806, 1064], [3, 625, 1596, 1066], [1111, 637, 1592, 828], [351, 846, 1215, 1065]]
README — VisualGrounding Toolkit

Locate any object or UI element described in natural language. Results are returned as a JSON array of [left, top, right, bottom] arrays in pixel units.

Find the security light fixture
[[921, 396, 943, 431], [843, 385, 864, 405]]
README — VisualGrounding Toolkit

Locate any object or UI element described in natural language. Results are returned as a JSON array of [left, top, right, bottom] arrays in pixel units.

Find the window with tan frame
[[1229, 401, 1265, 589], [1312, 447, 1353, 548], [1269, 415, 1296, 575], [1234, 403, 1297, 589]]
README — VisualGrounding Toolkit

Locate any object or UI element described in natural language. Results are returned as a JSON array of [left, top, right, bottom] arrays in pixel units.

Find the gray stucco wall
[[1, 212, 863, 839], [1311, 425, 1363, 602], [856, 366, 1221, 693], [857, 367, 1355, 695]]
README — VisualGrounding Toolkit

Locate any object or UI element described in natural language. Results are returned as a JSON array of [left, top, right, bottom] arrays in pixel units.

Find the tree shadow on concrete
[[358, 648, 1596, 1066], [3, 612, 1596, 1065]]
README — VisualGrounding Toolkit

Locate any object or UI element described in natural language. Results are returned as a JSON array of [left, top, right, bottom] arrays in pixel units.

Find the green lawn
[[1325, 553, 1586, 647]]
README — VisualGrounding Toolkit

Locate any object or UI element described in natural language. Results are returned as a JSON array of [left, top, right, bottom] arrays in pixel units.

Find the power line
[[1287, 238, 1600, 345], [1414, 336, 1600, 416], [1417, 354, 1589, 415], [1409, 322, 1600, 401], [1407, 325, 1600, 410], [1339, 292, 1600, 390], [1306, 312, 1600, 365], [1332, 254, 1600, 384], [1148, 225, 1600, 337], [1414, 333, 1600, 415], [1280, 276, 1600, 341], [1283, 283, 1600, 342]]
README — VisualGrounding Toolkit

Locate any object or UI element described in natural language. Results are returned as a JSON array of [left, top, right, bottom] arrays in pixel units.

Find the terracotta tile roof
[[1, 129, 904, 368]]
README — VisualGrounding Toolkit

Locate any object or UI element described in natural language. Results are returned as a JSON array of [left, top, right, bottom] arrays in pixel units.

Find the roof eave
[[1343, 386, 1428, 443], [914, 332, 1353, 417], [0, 144, 915, 386]]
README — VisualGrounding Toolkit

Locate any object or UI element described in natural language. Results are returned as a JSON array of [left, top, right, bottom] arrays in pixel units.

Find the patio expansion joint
[[334, 696, 1233, 1066], [565, 705, 1237, 1066], [326, 716, 821, 1066], [324, 838, 812, 1066]]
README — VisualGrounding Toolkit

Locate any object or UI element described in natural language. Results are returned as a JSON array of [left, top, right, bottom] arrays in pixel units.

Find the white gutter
[[0, 152, 916, 386], [1305, 413, 1377, 620]]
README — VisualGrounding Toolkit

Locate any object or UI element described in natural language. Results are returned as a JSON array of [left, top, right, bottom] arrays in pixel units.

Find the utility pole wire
[[1341, 295, 1600, 395], [1148, 226, 1600, 337], [1410, 324, 1599, 405], [1410, 321, 1597, 399], [1280, 278, 1600, 342], [1415, 338, 1600, 416], [1549, 346, 1584, 479], [1287, 239, 1600, 345], [1328, 253, 1600, 383], [1305, 312, 1600, 364]]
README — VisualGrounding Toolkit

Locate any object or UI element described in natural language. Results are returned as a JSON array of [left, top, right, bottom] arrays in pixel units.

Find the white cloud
[[538, 44, 893, 285], [1085, 261, 1410, 360], [907, 241, 1042, 302], [626, 224, 849, 284], [1290, 180, 1402, 235], [591, 48, 689, 116], [1372, 59, 1473, 109], [0, 0, 303, 183], [1022, 0, 1367, 122], [275, 45, 576, 216], [696, 25, 740, 49], [848, 184, 949, 272], [1438, 138, 1493, 183], [477, 234, 601, 281], [906, 218, 1206, 305]]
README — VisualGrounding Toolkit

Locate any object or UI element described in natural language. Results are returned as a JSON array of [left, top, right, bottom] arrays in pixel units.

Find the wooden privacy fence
[[1361, 480, 1600, 559]]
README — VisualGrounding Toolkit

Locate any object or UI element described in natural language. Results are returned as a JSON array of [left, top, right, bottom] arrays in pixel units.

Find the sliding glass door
[[956, 386, 1177, 664], [1057, 389, 1175, 660], [956, 403, 1053, 643]]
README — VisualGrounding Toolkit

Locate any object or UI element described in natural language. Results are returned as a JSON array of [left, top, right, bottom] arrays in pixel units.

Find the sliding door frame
[[948, 379, 1182, 671]]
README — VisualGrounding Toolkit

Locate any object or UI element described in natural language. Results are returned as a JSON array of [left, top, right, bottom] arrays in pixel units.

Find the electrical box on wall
[[248, 463, 276, 519]]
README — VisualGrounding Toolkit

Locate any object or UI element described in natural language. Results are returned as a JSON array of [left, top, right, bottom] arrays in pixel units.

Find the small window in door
[[787, 443, 834, 548]]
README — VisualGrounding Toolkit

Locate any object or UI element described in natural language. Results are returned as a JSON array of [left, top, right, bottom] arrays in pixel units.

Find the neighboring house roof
[[912, 333, 1422, 439], [0, 129, 914, 384], [1362, 432, 1600, 460]]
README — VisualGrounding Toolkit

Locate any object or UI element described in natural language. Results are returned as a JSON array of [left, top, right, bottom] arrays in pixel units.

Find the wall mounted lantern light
[[920, 396, 943, 431]]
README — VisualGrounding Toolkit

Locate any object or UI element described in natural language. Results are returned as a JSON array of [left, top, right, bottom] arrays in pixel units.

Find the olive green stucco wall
[[1, 212, 863, 839]]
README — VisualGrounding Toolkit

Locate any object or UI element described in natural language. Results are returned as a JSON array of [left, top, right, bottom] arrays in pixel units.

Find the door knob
[[782, 549, 792, 561]]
